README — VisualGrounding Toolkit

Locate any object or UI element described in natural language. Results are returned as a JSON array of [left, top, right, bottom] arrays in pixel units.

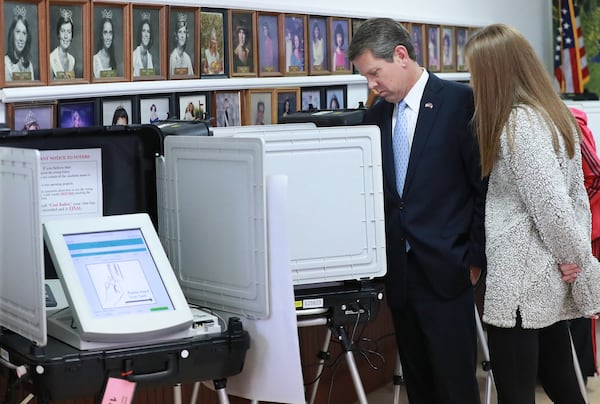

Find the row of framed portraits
[[4, 85, 349, 130], [1, 0, 478, 88]]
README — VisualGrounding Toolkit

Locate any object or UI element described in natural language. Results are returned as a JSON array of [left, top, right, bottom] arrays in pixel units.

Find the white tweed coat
[[483, 105, 600, 329]]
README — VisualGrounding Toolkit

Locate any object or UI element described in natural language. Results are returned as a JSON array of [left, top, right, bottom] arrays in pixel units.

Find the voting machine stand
[[0, 125, 250, 404]]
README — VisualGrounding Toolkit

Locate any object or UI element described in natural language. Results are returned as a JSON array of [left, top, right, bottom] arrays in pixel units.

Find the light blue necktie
[[392, 100, 409, 196]]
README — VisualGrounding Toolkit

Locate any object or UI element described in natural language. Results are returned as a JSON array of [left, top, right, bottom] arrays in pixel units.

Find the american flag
[[555, 0, 589, 94]]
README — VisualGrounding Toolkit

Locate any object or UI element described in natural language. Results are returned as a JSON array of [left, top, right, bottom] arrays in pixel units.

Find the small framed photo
[[410, 23, 426, 67], [48, 0, 90, 84], [2, 0, 47, 87], [58, 99, 98, 127], [177, 92, 210, 121], [92, 3, 130, 82], [229, 10, 257, 77], [200, 8, 227, 77], [101, 97, 133, 126], [426, 25, 441, 72], [138, 95, 172, 124], [213, 91, 242, 127], [330, 17, 351, 74], [283, 14, 307, 76], [301, 87, 323, 111], [169, 6, 199, 79], [131, 5, 166, 80], [455, 27, 468, 72], [351, 18, 366, 73], [246, 89, 274, 125], [257, 12, 281, 77], [441, 26, 455, 72], [7, 101, 57, 130], [308, 16, 329, 75], [325, 85, 346, 110], [274, 87, 300, 123]]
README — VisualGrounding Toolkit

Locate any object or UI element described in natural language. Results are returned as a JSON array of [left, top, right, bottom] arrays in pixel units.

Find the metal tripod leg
[[330, 325, 368, 404], [474, 305, 493, 404], [569, 329, 590, 404], [307, 327, 333, 404], [392, 352, 404, 404]]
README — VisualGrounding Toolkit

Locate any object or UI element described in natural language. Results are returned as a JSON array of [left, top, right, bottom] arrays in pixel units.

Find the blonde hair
[[464, 23, 579, 177]]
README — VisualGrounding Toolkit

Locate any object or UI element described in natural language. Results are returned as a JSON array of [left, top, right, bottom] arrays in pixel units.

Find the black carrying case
[[278, 108, 366, 126], [0, 125, 250, 402]]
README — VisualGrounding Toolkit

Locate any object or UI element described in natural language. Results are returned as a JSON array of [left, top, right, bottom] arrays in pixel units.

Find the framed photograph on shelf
[[58, 99, 98, 127], [426, 24, 441, 72], [2, 0, 47, 87], [308, 16, 329, 75], [330, 17, 351, 74], [7, 101, 56, 130], [455, 27, 468, 72], [168, 6, 199, 79], [410, 23, 426, 67], [325, 85, 346, 110], [441, 25, 455, 72], [48, 0, 90, 84], [274, 87, 300, 123], [229, 10, 256, 77], [131, 5, 166, 81], [283, 14, 307, 76], [91, 3, 130, 82], [177, 92, 209, 121], [138, 95, 172, 124], [257, 12, 281, 77], [213, 90, 242, 127], [301, 86, 322, 111], [350, 18, 365, 74], [246, 89, 273, 125], [200, 8, 227, 77], [101, 96, 133, 126]]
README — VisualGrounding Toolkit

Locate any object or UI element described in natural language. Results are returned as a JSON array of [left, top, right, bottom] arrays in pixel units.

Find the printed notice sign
[[40, 149, 103, 221]]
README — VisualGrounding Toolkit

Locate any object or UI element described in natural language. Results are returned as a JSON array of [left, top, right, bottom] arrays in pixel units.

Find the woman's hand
[[559, 263, 581, 283]]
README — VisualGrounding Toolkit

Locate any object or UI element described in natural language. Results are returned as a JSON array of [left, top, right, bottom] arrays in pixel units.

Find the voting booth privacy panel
[[0, 126, 249, 401]]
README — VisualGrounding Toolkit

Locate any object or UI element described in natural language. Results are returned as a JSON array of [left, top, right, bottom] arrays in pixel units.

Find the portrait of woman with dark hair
[[49, 8, 75, 80], [170, 12, 194, 76], [233, 22, 251, 72], [311, 20, 326, 70], [93, 9, 117, 78], [5, 5, 35, 81], [331, 22, 348, 71], [290, 32, 303, 71], [111, 106, 128, 125], [149, 104, 159, 123], [133, 11, 154, 76]]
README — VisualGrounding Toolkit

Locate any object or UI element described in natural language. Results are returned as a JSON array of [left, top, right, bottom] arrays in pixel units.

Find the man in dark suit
[[348, 18, 486, 404]]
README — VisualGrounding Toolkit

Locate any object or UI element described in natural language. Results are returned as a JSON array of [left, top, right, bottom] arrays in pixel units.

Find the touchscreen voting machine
[[43, 213, 194, 350]]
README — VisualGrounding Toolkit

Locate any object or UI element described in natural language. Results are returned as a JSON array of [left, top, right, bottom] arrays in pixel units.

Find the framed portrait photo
[[101, 97, 133, 126], [330, 17, 351, 74], [138, 95, 172, 124], [350, 18, 365, 74], [426, 24, 441, 72], [2, 0, 47, 87], [246, 89, 273, 125], [229, 10, 257, 77], [410, 23, 426, 68], [325, 85, 346, 110], [168, 6, 199, 79], [177, 92, 210, 121], [213, 91, 242, 127], [48, 0, 90, 84], [274, 87, 300, 123], [8, 101, 56, 130], [131, 5, 166, 81], [283, 14, 307, 76], [455, 27, 469, 72], [257, 12, 281, 77], [91, 3, 130, 82], [200, 8, 227, 78], [308, 16, 329, 75], [58, 99, 98, 128], [441, 26, 455, 72], [301, 87, 323, 111]]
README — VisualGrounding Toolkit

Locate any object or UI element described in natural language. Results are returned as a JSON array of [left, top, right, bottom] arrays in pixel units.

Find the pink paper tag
[[101, 377, 136, 404]]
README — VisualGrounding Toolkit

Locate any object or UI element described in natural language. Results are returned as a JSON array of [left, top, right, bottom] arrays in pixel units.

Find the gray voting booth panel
[[162, 125, 385, 307], [163, 137, 269, 319], [0, 148, 46, 346]]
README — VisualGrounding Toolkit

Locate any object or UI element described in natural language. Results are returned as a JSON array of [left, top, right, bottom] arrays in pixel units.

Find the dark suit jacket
[[364, 73, 486, 309]]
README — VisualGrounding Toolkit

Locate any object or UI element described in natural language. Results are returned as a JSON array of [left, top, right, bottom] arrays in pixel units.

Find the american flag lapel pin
[[424, 102, 433, 109]]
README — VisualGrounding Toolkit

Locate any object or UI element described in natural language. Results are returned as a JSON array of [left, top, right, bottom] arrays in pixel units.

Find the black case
[[0, 125, 250, 401], [279, 108, 366, 127], [155, 119, 213, 137]]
